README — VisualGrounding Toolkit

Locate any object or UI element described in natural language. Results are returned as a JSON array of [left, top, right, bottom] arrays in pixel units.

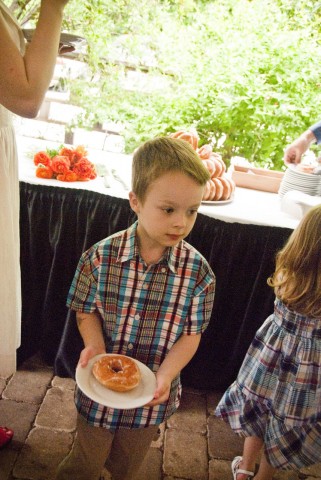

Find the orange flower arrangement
[[34, 145, 97, 182]]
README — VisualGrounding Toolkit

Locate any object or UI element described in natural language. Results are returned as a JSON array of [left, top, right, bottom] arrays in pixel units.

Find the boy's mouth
[[167, 234, 181, 241]]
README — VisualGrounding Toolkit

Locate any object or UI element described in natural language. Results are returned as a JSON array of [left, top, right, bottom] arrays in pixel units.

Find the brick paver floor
[[1, 354, 321, 480]]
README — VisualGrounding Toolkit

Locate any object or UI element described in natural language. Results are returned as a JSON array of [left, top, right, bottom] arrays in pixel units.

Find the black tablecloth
[[19, 182, 292, 390]]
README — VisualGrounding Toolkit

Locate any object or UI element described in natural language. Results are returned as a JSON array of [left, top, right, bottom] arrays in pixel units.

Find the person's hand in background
[[283, 129, 317, 165]]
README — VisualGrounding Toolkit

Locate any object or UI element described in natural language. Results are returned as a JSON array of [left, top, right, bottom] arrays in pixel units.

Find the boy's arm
[[146, 333, 201, 407], [76, 311, 106, 368]]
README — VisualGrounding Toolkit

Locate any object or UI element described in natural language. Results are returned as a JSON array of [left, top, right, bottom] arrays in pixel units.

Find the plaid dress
[[215, 298, 321, 470]]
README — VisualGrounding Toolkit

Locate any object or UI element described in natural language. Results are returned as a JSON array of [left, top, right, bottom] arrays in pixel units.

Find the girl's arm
[[146, 333, 201, 407], [0, 0, 69, 117], [76, 311, 107, 368]]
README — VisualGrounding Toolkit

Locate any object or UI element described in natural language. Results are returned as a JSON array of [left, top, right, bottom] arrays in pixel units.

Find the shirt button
[[161, 267, 166, 273], [128, 343, 133, 350], [134, 314, 140, 320]]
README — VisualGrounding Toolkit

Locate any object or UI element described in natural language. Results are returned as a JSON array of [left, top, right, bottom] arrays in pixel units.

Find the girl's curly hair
[[268, 204, 321, 317]]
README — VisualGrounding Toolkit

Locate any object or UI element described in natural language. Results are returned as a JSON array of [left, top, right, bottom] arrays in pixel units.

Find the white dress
[[0, 2, 26, 377]]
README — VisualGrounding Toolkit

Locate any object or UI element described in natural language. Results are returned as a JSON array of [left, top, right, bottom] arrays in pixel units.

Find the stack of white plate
[[278, 166, 321, 198]]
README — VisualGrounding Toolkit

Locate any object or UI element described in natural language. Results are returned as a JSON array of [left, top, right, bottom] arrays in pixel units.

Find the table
[[17, 135, 300, 229], [17, 136, 295, 390]]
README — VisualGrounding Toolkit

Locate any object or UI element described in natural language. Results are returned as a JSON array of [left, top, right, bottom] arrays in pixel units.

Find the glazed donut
[[169, 129, 199, 150], [203, 179, 216, 200], [202, 180, 211, 200], [212, 178, 223, 200], [211, 158, 223, 178], [92, 355, 141, 392], [202, 159, 216, 177], [198, 144, 213, 160], [211, 153, 226, 176], [209, 179, 216, 199], [219, 176, 232, 200]]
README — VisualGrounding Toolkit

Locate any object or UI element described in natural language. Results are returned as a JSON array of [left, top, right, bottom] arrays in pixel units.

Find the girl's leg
[[234, 436, 263, 479], [254, 452, 276, 480]]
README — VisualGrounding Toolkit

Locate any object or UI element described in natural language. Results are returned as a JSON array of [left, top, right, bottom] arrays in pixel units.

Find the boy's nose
[[173, 214, 187, 228]]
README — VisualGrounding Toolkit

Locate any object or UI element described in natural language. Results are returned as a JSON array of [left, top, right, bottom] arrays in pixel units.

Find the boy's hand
[[144, 373, 171, 407], [144, 334, 202, 407], [78, 345, 106, 368]]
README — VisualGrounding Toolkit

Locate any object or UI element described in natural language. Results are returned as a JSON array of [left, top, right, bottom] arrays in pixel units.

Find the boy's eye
[[163, 208, 174, 214], [187, 208, 199, 216]]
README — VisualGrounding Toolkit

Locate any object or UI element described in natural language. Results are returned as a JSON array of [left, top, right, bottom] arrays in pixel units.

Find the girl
[[215, 204, 321, 480]]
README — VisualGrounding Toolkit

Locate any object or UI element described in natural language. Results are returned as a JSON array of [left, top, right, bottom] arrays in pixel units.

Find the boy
[[56, 136, 215, 480]]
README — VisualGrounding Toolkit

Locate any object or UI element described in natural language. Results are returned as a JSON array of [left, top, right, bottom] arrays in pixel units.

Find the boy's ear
[[129, 191, 140, 213]]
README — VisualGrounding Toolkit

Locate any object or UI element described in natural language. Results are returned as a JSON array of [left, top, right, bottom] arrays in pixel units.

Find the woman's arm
[[146, 334, 201, 407], [76, 311, 107, 368], [0, 0, 69, 117]]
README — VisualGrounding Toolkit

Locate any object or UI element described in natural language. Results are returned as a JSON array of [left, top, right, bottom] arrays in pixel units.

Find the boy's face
[[129, 171, 204, 258]]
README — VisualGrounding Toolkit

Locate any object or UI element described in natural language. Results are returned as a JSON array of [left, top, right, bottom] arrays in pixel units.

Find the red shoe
[[0, 426, 14, 449]]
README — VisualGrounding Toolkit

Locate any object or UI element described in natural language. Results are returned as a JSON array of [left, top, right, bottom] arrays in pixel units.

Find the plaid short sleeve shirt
[[67, 221, 215, 429]]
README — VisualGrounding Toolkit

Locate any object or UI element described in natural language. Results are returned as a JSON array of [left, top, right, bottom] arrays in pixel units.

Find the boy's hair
[[132, 136, 210, 201], [268, 204, 321, 317]]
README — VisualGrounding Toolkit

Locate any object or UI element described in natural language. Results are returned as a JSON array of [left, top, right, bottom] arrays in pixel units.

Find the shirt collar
[[117, 221, 183, 274]]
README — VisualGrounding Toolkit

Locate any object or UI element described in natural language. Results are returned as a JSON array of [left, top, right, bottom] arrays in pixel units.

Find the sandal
[[0, 426, 14, 449], [232, 456, 254, 480]]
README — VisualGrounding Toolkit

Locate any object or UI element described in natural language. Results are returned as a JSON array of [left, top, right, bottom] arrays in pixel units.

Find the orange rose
[[51, 155, 70, 174], [34, 151, 51, 167], [89, 164, 97, 180], [57, 170, 78, 182], [74, 145, 88, 158], [34, 144, 96, 182], [59, 147, 75, 162], [59, 145, 88, 165], [73, 158, 96, 180], [35, 164, 54, 179]]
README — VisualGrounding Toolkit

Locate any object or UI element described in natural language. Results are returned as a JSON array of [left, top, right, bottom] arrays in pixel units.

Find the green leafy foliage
[[6, 0, 321, 168]]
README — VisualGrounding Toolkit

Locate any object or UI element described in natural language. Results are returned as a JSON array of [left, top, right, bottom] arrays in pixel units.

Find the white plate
[[76, 354, 157, 409], [287, 164, 318, 176], [202, 196, 234, 205]]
